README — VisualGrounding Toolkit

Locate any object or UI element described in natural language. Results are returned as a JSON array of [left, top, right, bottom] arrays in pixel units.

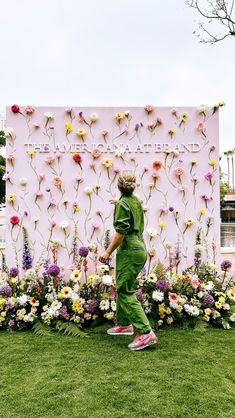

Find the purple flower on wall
[[47, 264, 60, 277], [22, 227, 33, 270], [79, 246, 89, 258], [9, 267, 19, 278]]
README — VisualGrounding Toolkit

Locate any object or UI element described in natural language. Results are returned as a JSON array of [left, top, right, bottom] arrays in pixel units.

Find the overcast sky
[[0, 0, 234, 169]]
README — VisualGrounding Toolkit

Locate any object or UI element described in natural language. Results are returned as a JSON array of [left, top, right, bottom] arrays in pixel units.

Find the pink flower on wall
[[91, 148, 102, 159], [25, 105, 35, 115], [144, 105, 154, 114]]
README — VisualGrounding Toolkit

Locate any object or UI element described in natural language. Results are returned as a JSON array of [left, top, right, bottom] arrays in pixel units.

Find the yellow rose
[[6, 193, 16, 204], [114, 112, 124, 122], [1, 311, 6, 318], [203, 315, 210, 322], [11, 277, 18, 284]]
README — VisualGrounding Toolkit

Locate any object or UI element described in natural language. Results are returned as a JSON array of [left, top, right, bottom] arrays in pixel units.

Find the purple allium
[[86, 299, 98, 314], [79, 246, 89, 258], [156, 280, 168, 292], [169, 206, 174, 212], [0, 284, 12, 297], [47, 264, 60, 277], [9, 267, 19, 278], [135, 289, 143, 301], [202, 293, 215, 308], [221, 260, 232, 271], [60, 305, 68, 318]]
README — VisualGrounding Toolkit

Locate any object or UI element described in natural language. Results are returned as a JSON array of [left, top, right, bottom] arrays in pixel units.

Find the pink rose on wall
[[10, 215, 20, 226], [144, 105, 154, 114]]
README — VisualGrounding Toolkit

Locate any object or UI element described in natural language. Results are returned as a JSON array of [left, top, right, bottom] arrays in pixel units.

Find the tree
[[186, 0, 235, 44]]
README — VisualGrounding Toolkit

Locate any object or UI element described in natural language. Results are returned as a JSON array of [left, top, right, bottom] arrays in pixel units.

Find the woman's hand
[[99, 250, 110, 263], [109, 199, 118, 205]]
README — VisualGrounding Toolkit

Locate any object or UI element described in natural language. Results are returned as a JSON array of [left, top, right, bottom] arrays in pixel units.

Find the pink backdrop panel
[[5, 106, 220, 275]]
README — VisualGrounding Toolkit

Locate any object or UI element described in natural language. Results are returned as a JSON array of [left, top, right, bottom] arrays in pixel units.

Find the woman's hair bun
[[117, 171, 136, 195]]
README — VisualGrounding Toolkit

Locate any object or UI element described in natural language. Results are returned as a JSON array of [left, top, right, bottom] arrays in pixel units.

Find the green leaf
[[55, 320, 88, 338], [32, 320, 53, 336]]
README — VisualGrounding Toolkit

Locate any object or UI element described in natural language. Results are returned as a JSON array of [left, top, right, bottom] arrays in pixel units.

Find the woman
[[99, 171, 157, 351]]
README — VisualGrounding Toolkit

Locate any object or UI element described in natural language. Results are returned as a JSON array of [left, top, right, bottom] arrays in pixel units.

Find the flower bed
[[0, 258, 234, 333]]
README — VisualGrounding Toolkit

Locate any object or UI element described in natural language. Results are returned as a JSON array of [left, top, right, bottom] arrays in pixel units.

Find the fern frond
[[55, 320, 88, 338], [193, 320, 209, 332], [151, 259, 166, 278], [32, 320, 53, 336]]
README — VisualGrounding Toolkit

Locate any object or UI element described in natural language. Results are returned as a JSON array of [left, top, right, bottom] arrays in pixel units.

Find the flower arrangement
[[0, 259, 234, 333]]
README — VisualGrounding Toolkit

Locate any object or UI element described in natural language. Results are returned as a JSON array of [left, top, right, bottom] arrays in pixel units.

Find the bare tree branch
[[186, 0, 235, 43]]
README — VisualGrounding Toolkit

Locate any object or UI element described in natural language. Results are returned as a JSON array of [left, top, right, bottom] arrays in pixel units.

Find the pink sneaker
[[107, 325, 134, 335], [128, 330, 158, 351]]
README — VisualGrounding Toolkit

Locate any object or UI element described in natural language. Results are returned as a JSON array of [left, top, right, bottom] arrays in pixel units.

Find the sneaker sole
[[128, 338, 158, 351], [107, 331, 134, 336]]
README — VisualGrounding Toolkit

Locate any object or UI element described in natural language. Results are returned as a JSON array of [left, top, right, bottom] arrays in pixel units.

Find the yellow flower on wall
[[76, 128, 86, 140], [65, 121, 72, 134]]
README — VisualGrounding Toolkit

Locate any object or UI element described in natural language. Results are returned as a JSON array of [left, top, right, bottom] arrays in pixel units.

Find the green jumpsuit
[[114, 194, 151, 334]]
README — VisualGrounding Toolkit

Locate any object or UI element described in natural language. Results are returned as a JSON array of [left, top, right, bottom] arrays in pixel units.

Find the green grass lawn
[[0, 326, 235, 418]]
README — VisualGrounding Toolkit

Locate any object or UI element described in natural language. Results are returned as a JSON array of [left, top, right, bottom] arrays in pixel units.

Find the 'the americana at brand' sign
[[6, 106, 220, 275]]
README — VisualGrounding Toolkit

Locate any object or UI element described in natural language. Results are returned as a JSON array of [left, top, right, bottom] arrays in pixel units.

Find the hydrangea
[[0, 284, 12, 297], [202, 293, 215, 308]]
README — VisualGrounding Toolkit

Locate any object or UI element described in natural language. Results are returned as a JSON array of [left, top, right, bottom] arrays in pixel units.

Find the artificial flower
[[25, 105, 35, 115], [144, 105, 154, 114], [114, 112, 124, 123], [76, 128, 86, 140], [6, 193, 16, 204], [59, 220, 69, 229], [61, 287, 73, 299], [84, 186, 93, 195], [65, 122, 72, 133]]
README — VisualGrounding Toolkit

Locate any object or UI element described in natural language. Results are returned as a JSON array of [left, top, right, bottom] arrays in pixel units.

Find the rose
[[72, 153, 82, 164], [114, 112, 124, 122], [10, 215, 20, 225], [11, 104, 20, 113]]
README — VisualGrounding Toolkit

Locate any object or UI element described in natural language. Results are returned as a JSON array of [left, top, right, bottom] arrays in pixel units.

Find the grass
[[0, 326, 235, 418]]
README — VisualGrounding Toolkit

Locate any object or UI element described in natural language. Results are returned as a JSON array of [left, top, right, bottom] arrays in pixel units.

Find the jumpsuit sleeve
[[113, 200, 131, 235]]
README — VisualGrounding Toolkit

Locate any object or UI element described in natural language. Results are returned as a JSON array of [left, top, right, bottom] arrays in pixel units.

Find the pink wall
[[5, 106, 220, 275]]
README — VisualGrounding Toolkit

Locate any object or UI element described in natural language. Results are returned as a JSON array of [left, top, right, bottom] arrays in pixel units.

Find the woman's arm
[[99, 232, 124, 262]]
